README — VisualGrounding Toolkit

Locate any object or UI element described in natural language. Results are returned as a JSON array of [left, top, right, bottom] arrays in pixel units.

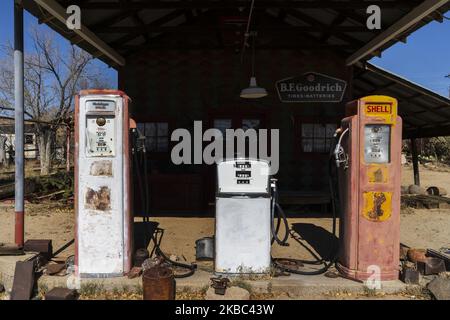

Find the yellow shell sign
[[361, 96, 398, 125], [362, 191, 392, 222]]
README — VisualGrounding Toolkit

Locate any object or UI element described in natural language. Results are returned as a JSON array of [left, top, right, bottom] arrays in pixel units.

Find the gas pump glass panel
[[364, 124, 390, 164], [86, 115, 115, 157], [217, 159, 270, 195], [85, 100, 116, 157]]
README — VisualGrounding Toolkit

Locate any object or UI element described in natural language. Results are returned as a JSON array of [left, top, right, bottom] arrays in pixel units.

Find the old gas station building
[[18, 0, 450, 215]]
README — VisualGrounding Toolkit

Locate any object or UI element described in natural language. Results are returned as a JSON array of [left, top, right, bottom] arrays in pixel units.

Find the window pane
[[145, 137, 157, 152], [157, 123, 168, 136], [302, 124, 314, 138], [137, 123, 145, 135], [326, 124, 337, 138], [214, 119, 232, 135], [314, 124, 326, 138], [157, 137, 168, 152], [313, 138, 326, 153], [145, 123, 156, 136], [302, 138, 313, 153], [325, 139, 333, 152], [242, 119, 260, 131]]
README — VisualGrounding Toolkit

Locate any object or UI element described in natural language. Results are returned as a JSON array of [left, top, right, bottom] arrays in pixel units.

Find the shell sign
[[276, 72, 347, 103]]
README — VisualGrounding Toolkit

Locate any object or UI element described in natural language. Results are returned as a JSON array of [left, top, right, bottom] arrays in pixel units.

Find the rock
[[401, 186, 409, 195], [408, 184, 426, 195], [205, 286, 250, 300], [427, 277, 450, 300], [407, 249, 427, 263]]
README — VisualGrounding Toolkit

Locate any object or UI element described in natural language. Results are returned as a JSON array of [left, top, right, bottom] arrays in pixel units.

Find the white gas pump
[[75, 90, 132, 278], [215, 158, 272, 274]]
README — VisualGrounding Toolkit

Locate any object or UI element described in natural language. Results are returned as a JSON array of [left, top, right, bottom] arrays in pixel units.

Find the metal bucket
[[142, 265, 175, 300], [195, 237, 214, 261]]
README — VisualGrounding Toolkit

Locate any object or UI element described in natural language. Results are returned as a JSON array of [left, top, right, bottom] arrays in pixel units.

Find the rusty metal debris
[[210, 277, 230, 295], [45, 288, 79, 300], [134, 248, 149, 267], [400, 263, 420, 284], [23, 239, 53, 261], [45, 263, 66, 276], [407, 248, 427, 263], [417, 257, 446, 275], [10, 260, 36, 300], [142, 265, 175, 300], [427, 248, 450, 271], [0, 245, 24, 256], [127, 266, 143, 279]]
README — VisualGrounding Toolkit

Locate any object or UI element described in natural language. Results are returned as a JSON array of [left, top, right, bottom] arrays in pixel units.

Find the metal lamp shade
[[240, 77, 268, 99]]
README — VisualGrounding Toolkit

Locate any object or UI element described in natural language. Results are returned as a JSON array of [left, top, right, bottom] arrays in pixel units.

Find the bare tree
[[0, 27, 111, 174]]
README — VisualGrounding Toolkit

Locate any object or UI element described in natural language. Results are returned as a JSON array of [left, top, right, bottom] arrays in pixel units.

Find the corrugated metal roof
[[354, 62, 450, 138]]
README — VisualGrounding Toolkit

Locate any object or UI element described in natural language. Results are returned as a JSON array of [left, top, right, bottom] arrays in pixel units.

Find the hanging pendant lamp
[[240, 0, 267, 99]]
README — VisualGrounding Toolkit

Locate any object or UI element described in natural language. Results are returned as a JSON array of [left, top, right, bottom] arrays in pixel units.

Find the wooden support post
[[411, 138, 420, 186]]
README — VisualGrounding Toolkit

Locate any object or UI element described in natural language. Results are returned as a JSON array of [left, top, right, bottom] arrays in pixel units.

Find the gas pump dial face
[[86, 115, 116, 157], [364, 125, 390, 164]]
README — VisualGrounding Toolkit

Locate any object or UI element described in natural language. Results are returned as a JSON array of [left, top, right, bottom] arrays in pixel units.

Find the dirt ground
[[0, 164, 449, 263]]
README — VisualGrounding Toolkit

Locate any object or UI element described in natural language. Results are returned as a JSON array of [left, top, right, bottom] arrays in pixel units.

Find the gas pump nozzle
[[334, 128, 349, 169]]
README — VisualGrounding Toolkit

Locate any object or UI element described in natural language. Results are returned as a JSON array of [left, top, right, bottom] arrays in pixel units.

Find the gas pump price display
[[364, 124, 390, 164], [86, 116, 116, 157]]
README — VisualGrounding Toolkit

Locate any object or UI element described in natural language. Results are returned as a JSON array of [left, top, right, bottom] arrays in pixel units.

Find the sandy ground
[[402, 163, 450, 192], [0, 165, 449, 262]]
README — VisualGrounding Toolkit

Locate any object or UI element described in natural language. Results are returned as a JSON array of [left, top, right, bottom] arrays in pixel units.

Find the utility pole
[[446, 74, 450, 98]]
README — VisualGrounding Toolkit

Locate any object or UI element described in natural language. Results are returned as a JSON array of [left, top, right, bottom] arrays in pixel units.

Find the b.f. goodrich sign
[[276, 72, 347, 103]]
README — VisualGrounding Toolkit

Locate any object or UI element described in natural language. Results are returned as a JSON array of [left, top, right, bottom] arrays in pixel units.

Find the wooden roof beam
[[34, 0, 125, 66], [346, 0, 449, 65]]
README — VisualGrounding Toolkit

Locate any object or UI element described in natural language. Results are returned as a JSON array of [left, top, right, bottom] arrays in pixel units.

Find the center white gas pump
[[215, 159, 272, 274]]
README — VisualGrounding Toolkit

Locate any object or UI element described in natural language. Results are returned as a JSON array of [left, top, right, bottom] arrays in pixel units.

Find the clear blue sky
[[0, 0, 118, 87], [0, 1, 449, 97]]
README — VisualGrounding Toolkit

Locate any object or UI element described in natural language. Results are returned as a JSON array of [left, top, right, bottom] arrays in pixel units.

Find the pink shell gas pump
[[335, 95, 402, 281]]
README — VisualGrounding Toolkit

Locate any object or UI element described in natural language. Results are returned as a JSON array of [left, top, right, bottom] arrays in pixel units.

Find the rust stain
[[85, 186, 111, 211], [363, 191, 392, 222], [90, 160, 113, 176], [373, 169, 383, 182], [368, 166, 387, 183], [368, 192, 386, 220]]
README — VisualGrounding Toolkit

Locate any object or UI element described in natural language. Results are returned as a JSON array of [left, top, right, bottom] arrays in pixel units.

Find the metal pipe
[[411, 138, 421, 186], [14, 0, 25, 248], [66, 126, 70, 172]]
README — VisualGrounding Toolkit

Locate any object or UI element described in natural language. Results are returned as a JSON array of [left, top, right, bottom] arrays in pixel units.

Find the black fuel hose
[[270, 190, 290, 246], [271, 135, 340, 275], [132, 129, 197, 278], [150, 234, 197, 278]]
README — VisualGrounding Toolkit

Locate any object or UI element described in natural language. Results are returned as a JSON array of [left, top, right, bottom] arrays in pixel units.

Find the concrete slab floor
[[34, 269, 409, 299], [0, 253, 414, 299]]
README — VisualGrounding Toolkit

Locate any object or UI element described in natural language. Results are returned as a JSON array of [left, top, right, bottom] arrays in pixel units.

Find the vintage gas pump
[[335, 95, 402, 281], [74, 90, 132, 277], [215, 158, 272, 274]]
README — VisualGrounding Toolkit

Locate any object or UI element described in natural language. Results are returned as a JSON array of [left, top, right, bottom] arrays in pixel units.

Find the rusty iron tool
[[210, 277, 230, 295]]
